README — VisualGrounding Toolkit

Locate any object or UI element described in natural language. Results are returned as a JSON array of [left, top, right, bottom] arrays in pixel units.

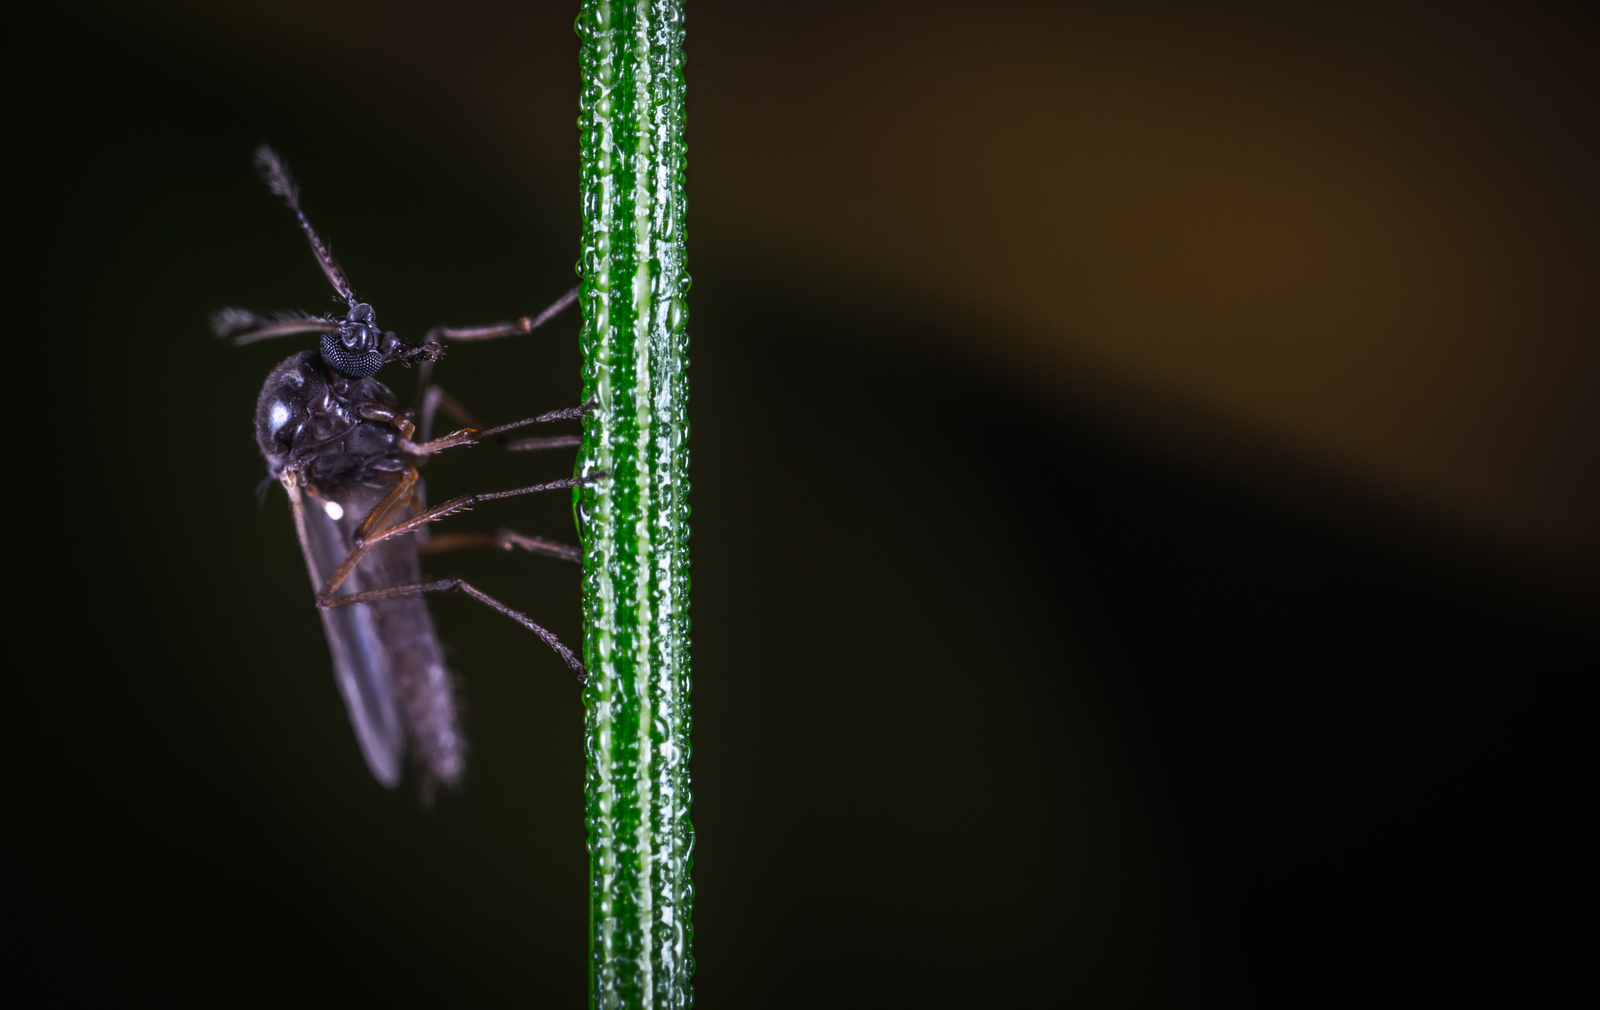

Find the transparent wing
[[290, 480, 406, 787], [287, 474, 465, 791]]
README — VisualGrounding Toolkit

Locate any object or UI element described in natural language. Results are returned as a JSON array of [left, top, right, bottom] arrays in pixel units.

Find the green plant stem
[[574, 1, 691, 1006]]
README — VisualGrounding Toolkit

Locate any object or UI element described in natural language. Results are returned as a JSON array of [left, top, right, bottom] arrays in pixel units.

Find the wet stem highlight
[[573, 1, 692, 1007]]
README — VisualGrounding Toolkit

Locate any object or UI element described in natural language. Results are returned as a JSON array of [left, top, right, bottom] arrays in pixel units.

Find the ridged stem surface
[[574, 1, 692, 1007]]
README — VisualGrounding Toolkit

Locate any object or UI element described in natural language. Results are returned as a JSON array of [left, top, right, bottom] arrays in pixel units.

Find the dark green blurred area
[[19, 10, 1592, 1007]]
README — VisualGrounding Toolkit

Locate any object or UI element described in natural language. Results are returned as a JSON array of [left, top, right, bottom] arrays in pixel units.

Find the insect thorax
[[254, 350, 409, 490]]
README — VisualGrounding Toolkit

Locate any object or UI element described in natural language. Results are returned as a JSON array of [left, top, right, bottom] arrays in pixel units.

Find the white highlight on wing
[[324, 500, 345, 520]]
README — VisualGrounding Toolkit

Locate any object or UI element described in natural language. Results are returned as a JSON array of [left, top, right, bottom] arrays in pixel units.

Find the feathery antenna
[[254, 145, 357, 307], [210, 307, 340, 346]]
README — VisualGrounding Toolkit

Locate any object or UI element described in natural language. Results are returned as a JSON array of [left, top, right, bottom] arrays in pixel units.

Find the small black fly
[[215, 146, 592, 800]]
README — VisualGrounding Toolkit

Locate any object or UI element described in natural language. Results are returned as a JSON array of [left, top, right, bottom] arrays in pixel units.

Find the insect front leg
[[409, 285, 585, 447], [421, 286, 578, 345]]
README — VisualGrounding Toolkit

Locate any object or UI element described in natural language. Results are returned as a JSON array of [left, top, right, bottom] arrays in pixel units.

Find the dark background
[[20, 3, 1595, 1006]]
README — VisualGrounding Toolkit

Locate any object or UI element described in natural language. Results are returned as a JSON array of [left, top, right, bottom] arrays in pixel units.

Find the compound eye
[[321, 332, 385, 378]]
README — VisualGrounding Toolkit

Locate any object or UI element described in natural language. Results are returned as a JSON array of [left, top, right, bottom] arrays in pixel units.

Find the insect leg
[[504, 434, 582, 453], [419, 386, 579, 450], [420, 385, 486, 443], [476, 402, 595, 439], [401, 426, 483, 456], [401, 402, 595, 457], [419, 529, 582, 563], [416, 385, 588, 453], [350, 467, 420, 542], [421, 286, 579, 344], [410, 285, 578, 412], [317, 475, 596, 604], [325, 577, 585, 681]]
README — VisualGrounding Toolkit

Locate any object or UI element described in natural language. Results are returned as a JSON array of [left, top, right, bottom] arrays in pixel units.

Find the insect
[[215, 146, 592, 799]]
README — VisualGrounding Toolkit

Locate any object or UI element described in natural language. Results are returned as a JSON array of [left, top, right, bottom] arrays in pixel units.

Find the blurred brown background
[[20, 1, 1596, 1006], [108, 0, 1599, 595]]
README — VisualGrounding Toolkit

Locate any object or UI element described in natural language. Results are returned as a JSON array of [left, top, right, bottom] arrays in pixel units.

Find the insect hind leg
[[315, 474, 594, 605], [419, 529, 582, 563], [325, 577, 585, 683]]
